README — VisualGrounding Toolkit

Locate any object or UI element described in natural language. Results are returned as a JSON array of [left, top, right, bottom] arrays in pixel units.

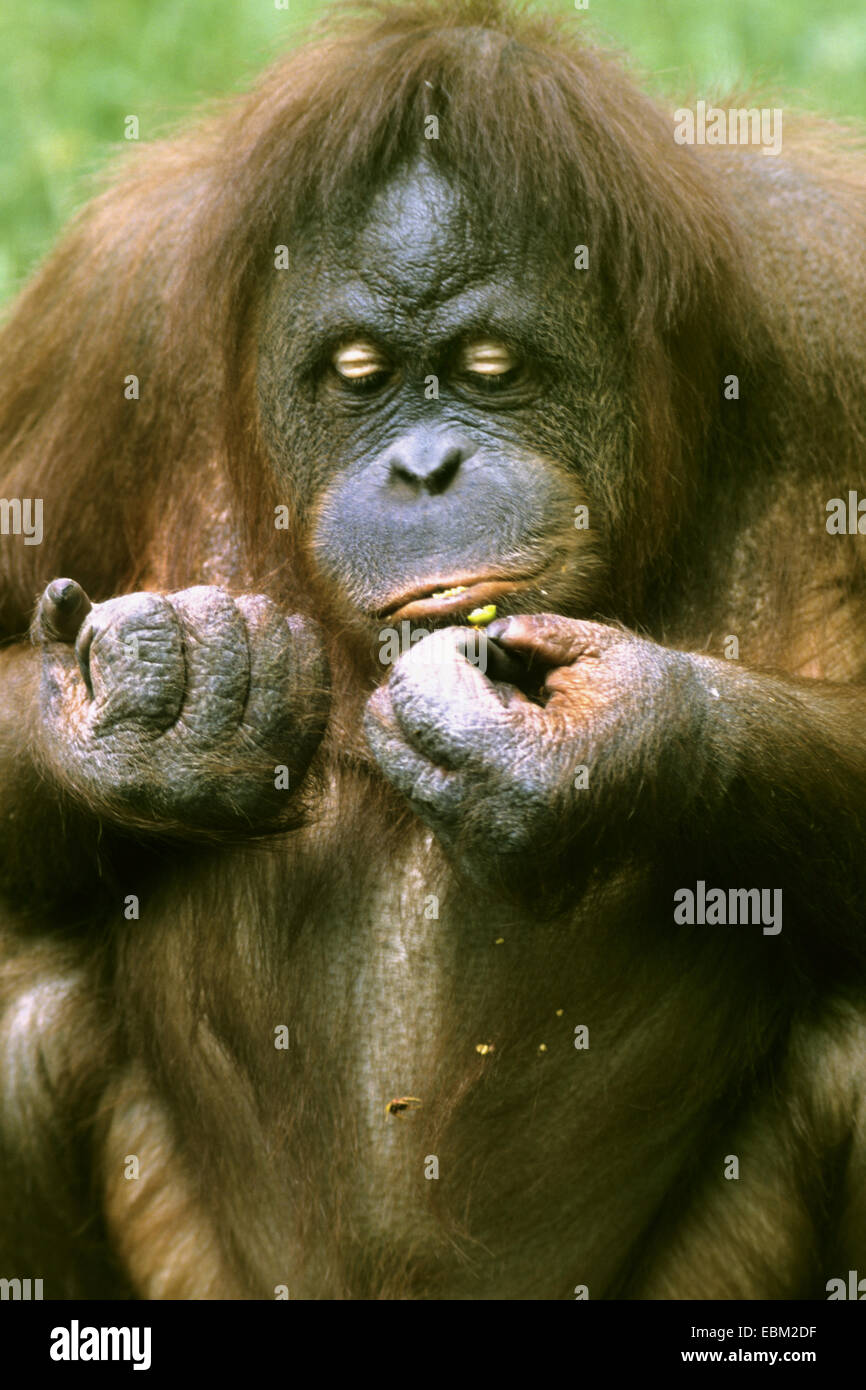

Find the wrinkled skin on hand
[[364, 614, 709, 887], [31, 579, 329, 834]]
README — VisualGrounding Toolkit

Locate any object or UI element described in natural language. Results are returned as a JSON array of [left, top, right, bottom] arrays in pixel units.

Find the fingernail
[[46, 578, 81, 609]]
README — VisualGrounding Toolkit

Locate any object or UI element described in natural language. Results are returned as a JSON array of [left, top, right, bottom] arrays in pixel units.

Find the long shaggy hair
[[4, 0, 843, 634]]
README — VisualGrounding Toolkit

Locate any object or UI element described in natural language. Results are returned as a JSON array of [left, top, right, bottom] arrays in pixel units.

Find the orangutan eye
[[458, 340, 521, 378], [332, 341, 391, 386]]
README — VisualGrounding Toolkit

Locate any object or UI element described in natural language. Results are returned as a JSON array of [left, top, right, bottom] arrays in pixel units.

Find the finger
[[363, 685, 464, 819], [34, 578, 92, 644], [234, 599, 329, 757], [77, 593, 185, 731], [166, 588, 250, 744], [386, 627, 515, 768], [486, 614, 615, 669]]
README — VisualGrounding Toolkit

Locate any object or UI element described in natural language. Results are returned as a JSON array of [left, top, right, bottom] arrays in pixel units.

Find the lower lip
[[385, 579, 529, 621]]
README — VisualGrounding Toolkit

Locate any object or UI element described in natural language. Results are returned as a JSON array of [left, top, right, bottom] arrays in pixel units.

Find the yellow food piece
[[467, 604, 497, 625]]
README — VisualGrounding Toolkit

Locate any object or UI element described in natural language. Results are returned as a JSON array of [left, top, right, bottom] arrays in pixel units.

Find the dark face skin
[[257, 161, 616, 631]]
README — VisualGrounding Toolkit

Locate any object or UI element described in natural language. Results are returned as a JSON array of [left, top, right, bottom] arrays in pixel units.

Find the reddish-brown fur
[[1, 0, 866, 1299]]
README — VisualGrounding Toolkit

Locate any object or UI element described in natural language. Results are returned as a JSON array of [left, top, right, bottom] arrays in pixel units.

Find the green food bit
[[467, 604, 497, 626]]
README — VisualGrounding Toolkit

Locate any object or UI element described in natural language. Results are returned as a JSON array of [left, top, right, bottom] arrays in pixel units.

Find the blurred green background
[[1, 0, 864, 306]]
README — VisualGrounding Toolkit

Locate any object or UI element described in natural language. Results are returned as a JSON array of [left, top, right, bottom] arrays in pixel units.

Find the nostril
[[388, 459, 422, 491], [387, 443, 467, 495], [426, 447, 462, 495]]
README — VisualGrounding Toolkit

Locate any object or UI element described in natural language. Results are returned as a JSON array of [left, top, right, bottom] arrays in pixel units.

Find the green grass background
[[1, 0, 864, 305]]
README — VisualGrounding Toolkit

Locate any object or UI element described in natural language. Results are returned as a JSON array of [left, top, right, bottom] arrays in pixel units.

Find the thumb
[[34, 579, 93, 644], [485, 615, 615, 669]]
